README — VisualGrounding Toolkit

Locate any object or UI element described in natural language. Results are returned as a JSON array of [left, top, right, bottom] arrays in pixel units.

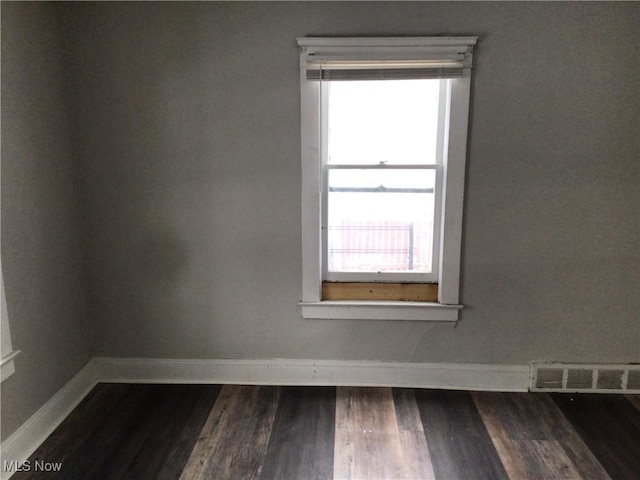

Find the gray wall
[[1, 3, 91, 440], [1, 1, 638, 440], [63, 2, 638, 364]]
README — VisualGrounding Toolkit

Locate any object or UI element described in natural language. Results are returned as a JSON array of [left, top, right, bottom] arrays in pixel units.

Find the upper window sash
[[321, 78, 447, 167]]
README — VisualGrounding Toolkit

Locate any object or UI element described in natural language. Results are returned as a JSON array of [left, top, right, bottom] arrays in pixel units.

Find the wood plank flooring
[[10, 384, 640, 480]]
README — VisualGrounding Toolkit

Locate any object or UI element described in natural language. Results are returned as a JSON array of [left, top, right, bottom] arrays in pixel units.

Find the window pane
[[327, 79, 440, 165], [327, 169, 436, 273]]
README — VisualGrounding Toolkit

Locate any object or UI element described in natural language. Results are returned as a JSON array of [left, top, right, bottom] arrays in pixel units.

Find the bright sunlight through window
[[326, 79, 442, 277]]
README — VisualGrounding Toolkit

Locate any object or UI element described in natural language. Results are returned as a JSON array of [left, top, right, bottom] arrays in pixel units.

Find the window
[[297, 37, 476, 321]]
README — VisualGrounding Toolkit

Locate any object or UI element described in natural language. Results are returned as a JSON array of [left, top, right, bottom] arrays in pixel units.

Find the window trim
[[1, 263, 19, 382], [297, 37, 476, 321]]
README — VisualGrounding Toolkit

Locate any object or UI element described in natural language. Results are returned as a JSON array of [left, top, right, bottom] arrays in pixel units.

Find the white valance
[[298, 36, 477, 81]]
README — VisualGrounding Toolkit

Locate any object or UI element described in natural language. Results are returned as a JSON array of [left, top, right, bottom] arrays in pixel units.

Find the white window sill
[[1, 350, 20, 382], [299, 301, 462, 321]]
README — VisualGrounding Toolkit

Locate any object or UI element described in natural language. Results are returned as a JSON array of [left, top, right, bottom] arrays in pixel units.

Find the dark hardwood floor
[[10, 384, 640, 479]]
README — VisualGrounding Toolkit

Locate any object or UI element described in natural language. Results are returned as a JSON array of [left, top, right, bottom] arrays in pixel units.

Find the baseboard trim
[[0, 358, 98, 480], [0, 356, 529, 478], [95, 357, 530, 392]]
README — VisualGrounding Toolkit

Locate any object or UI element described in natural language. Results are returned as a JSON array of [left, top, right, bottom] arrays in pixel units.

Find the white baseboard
[[95, 357, 530, 391], [0, 356, 529, 479], [0, 358, 98, 480]]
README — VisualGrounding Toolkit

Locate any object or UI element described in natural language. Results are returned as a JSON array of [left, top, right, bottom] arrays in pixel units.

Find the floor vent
[[530, 363, 640, 393]]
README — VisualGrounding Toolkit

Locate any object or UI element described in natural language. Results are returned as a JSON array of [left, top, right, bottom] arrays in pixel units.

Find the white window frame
[[297, 37, 476, 321], [1, 264, 19, 382]]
